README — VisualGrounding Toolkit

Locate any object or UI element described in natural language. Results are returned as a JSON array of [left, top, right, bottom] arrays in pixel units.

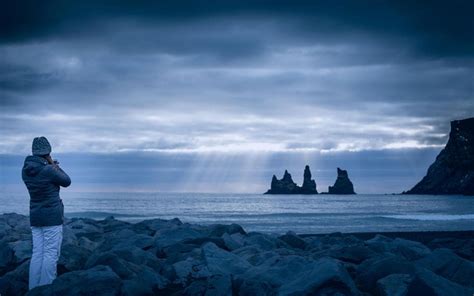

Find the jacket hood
[[23, 155, 48, 177]]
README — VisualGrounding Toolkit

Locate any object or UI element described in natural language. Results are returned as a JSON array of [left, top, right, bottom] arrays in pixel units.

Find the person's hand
[[45, 155, 56, 165]]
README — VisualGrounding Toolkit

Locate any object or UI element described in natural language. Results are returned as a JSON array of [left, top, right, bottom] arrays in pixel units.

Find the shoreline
[[1, 212, 474, 295]]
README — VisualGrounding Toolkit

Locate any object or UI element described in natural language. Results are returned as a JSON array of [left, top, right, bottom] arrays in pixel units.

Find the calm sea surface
[[2, 192, 474, 234]]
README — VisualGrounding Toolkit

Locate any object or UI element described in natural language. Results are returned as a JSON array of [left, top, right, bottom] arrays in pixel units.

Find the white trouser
[[29, 225, 63, 290]]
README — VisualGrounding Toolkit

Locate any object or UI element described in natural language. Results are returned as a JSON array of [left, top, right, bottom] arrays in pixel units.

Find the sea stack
[[301, 165, 318, 194], [328, 168, 356, 194], [265, 165, 318, 194], [405, 117, 474, 195]]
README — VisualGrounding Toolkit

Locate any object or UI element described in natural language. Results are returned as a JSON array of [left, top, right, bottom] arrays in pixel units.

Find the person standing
[[22, 136, 71, 290]]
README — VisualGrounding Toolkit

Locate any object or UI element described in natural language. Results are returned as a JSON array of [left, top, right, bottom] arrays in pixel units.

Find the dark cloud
[[2, 0, 473, 57]]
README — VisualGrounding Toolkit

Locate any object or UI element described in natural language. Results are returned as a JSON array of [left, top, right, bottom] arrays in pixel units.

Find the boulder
[[121, 265, 168, 295], [356, 255, 416, 293], [85, 251, 143, 280], [278, 257, 360, 295], [183, 274, 232, 296], [2, 213, 30, 232], [376, 273, 414, 296], [322, 244, 378, 264], [278, 232, 307, 250], [406, 269, 473, 296], [234, 248, 279, 266], [242, 233, 282, 251], [237, 279, 277, 296], [96, 228, 154, 252], [62, 225, 78, 246], [202, 242, 252, 275], [405, 117, 474, 195], [366, 236, 431, 260], [182, 237, 228, 250], [158, 242, 201, 263], [154, 224, 207, 247], [428, 237, 474, 261], [222, 233, 245, 251], [58, 243, 92, 272], [304, 236, 323, 251], [132, 217, 183, 234], [10, 240, 32, 265], [238, 255, 359, 295], [206, 223, 246, 237], [66, 218, 104, 241], [112, 246, 165, 274], [416, 248, 474, 288], [97, 216, 132, 233], [328, 168, 356, 194], [77, 236, 100, 252], [0, 259, 29, 296], [27, 265, 122, 296], [0, 241, 14, 276], [173, 257, 211, 284]]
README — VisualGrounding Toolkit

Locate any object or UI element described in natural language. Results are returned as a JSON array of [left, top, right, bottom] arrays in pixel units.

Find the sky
[[1, 0, 473, 193]]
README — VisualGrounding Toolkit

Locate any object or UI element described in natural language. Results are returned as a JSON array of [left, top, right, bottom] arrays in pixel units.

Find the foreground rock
[[1, 213, 473, 295], [405, 117, 474, 195], [265, 165, 318, 194], [328, 167, 356, 194]]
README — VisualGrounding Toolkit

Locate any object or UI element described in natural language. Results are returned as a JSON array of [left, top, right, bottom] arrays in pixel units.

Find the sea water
[[2, 192, 474, 234]]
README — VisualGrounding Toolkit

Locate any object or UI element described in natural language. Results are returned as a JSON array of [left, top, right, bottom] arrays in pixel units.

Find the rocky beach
[[1, 213, 473, 295]]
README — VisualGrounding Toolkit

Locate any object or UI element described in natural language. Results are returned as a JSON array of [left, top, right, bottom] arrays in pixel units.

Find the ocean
[[2, 192, 474, 234]]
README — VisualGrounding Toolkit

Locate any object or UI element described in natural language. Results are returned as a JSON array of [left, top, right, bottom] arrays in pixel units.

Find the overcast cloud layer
[[1, 1, 473, 192]]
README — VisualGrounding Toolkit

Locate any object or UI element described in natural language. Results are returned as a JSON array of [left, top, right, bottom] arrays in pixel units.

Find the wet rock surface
[[0, 213, 473, 295], [405, 117, 474, 195]]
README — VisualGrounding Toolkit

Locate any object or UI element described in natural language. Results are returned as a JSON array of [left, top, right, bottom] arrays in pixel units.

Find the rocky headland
[[405, 117, 474, 195], [328, 168, 356, 195], [1, 213, 474, 295], [265, 165, 317, 194]]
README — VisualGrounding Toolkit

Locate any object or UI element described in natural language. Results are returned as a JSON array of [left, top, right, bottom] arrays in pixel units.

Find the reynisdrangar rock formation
[[301, 165, 318, 194], [328, 168, 356, 194], [405, 117, 474, 195], [265, 165, 318, 194]]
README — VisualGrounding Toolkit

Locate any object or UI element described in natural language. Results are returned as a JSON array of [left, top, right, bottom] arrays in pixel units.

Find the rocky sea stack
[[328, 168, 356, 194], [265, 165, 317, 194], [405, 117, 474, 195]]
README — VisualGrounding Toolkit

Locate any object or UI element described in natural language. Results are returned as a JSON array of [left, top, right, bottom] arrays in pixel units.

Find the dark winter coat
[[22, 155, 71, 227]]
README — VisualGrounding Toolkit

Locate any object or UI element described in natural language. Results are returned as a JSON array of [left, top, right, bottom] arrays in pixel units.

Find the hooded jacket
[[22, 155, 71, 227]]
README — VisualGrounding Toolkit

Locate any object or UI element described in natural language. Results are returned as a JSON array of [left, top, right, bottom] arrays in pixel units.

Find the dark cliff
[[265, 165, 318, 194], [328, 168, 356, 194], [405, 117, 474, 195]]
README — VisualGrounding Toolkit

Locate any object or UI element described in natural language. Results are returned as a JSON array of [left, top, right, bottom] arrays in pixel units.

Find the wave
[[380, 214, 474, 221], [65, 211, 150, 219]]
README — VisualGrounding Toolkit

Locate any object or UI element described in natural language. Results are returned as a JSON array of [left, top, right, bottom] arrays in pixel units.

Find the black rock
[[405, 117, 474, 195], [301, 165, 318, 194], [328, 168, 356, 194], [406, 268, 473, 296], [264, 165, 317, 194], [416, 248, 474, 288], [278, 231, 307, 250], [356, 255, 416, 293], [27, 265, 122, 296]]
